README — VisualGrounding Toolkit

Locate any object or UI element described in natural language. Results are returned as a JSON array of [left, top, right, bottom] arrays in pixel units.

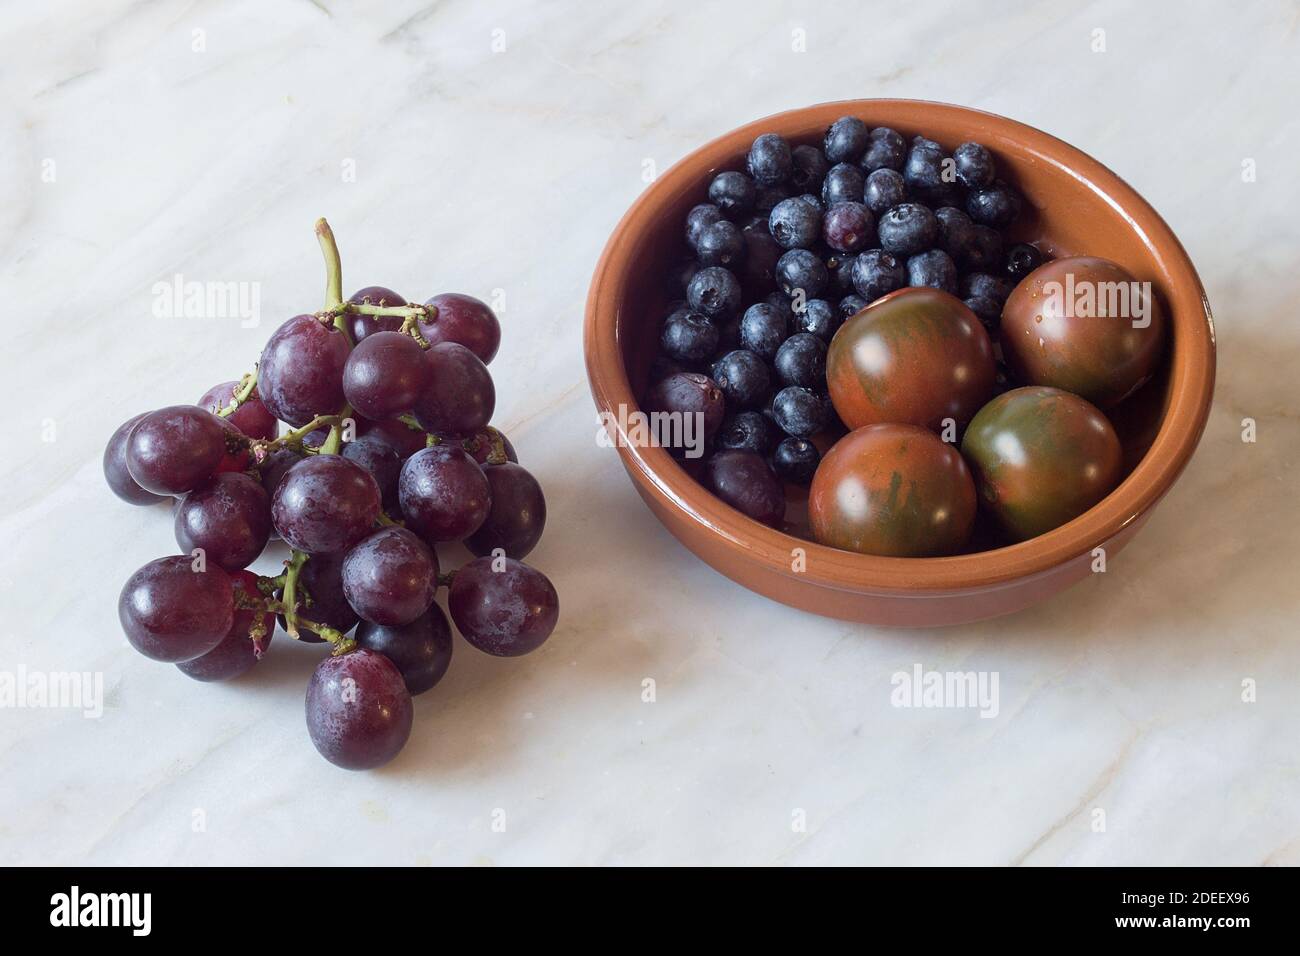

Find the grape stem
[[278, 551, 310, 639], [215, 369, 258, 419], [315, 219, 344, 312]]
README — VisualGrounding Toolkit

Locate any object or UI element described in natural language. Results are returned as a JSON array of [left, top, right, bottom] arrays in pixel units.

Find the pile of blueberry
[[645, 115, 1045, 526]]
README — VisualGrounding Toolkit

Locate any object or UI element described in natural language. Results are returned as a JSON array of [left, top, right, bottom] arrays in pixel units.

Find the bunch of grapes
[[105, 220, 559, 770]]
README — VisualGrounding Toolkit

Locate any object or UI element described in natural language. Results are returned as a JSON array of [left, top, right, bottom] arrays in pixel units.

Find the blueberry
[[964, 295, 1002, 325], [821, 163, 865, 208], [828, 249, 858, 292], [771, 385, 829, 438], [797, 193, 824, 212], [711, 349, 772, 410], [824, 116, 869, 164], [769, 197, 822, 250], [1006, 242, 1044, 280], [686, 266, 742, 318], [961, 272, 1013, 304], [771, 436, 821, 484], [717, 410, 777, 456], [738, 302, 789, 360], [912, 134, 943, 152], [903, 140, 949, 200], [966, 180, 1022, 228], [793, 298, 839, 342], [754, 183, 794, 213], [877, 202, 939, 256], [685, 204, 723, 250], [906, 249, 958, 294], [775, 249, 829, 298], [861, 127, 906, 172], [953, 142, 995, 189], [935, 206, 980, 264], [838, 294, 868, 319], [864, 168, 907, 216], [660, 308, 720, 363], [822, 201, 875, 253], [747, 133, 793, 187], [740, 224, 781, 295], [850, 249, 906, 301], [696, 219, 746, 267], [765, 291, 797, 323], [965, 224, 1004, 273], [708, 171, 757, 217], [774, 332, 827, 388], [790, 145, 830, 193]]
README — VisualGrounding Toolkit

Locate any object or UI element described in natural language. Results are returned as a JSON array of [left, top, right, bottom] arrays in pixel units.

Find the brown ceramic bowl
[[584, 100, 1215, 626]]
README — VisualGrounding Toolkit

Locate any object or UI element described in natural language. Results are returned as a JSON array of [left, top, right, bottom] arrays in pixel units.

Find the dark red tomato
[[1000, 256, 1166, 408], [960, 386, 1122, 541], [826, 287, 995, 433], [808, 423, 976, 557]]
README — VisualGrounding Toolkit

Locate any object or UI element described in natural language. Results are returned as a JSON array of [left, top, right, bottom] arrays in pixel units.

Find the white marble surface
[[2, 0, 1298, 866]]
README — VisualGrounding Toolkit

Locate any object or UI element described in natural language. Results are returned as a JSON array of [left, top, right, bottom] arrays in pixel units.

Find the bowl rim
[[584, 98, 1216, 594]]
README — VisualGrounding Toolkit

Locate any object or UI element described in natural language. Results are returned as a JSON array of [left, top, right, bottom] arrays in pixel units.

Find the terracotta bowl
[[584, 100, 1215, 626]]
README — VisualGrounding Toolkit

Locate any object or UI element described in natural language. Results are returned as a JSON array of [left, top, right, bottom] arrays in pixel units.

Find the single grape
[[104, 413, 168, 505], [257, 314, 350, 427], [462, 426, 519, 465], [341, 526, 438, 626], [211, 416, 253, 475], [358, 417, 430, 459], [346, 286, 407, 344], [705, 449, 785, 527], [355, 604, 453, 695], [174, 472, 272, 571], [412, 342, 495, 438], [398, 445, 491, 542], [177, 570, 272, 681], [126, 405, 229, 495], [272, 455, 381, 554], [305, 648, 413, 770], [342, 331, 431, 421], [417, 293, 501, 364], [119, 556, 233, 662], [447, 557, 558, 657], [464, 462, 546, 560], [197, 381, 279, 440], [276, 551, 358, 642], [341, 435, 402, 513], [643, 372, 726, 445]]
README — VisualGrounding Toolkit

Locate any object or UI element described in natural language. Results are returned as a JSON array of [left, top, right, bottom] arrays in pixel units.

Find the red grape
[[464, 462, 546, 560], [462, 426, 518, 465], [119, 556, 234, 662], [358, 417, 429, 459], [177, 570, 271, 681], [341, 435, 402, 512], [197, 381, 279, 440], [347, 286, 406, 344], [447, 556, 558, 657], [342, 331, 430, 421], [271, 455, 381, 554], [126, 405, 229, 495], [212, 416, 253, 474], [417, 293, 501, 364], [341, 527, 438, 626], [104, 413, 168, 505], [174, 472, 272, 571], [412, 342, 495, 438], [258, 314, 350, 427], [398, 445, 491, 542], [355, 605, 453, 695], [306, 648, 413, 770], [276, 551, 358, 642]]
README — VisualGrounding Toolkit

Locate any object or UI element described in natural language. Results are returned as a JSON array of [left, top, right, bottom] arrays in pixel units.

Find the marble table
[[2, 0, 1297, 866]]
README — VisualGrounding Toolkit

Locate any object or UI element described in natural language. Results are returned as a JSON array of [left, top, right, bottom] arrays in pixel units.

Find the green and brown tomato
[[809, 423, 976, 557], [1000, 255, 1166, 408], [960, 386, 1122, 541], [826, 287, 996, 434]]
